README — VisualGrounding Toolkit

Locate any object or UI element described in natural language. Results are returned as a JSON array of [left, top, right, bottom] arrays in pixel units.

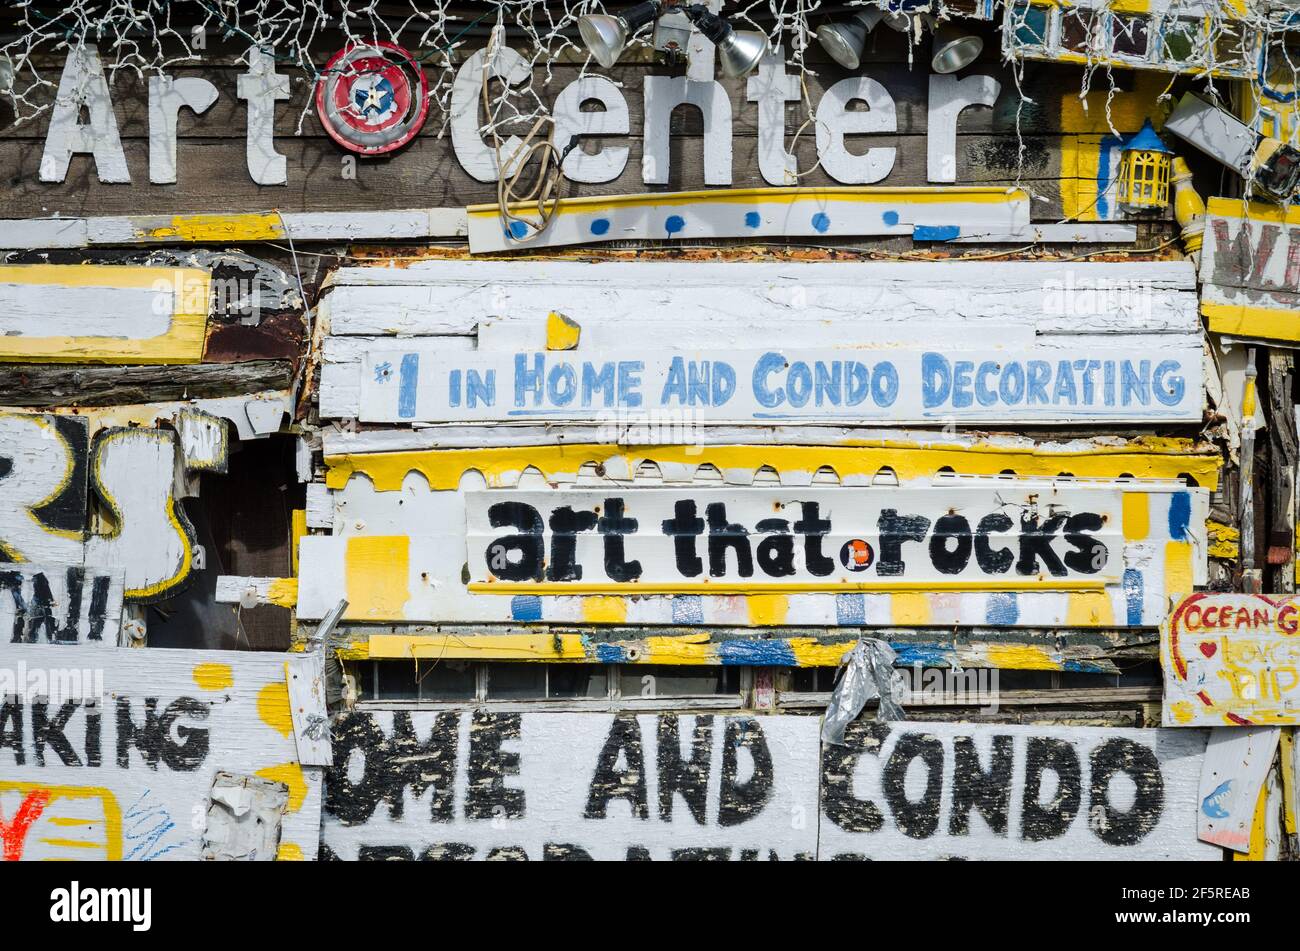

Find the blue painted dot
[[882, 210, 900, 226], [590, 218, 610, 236], [811, 212, 831, 234], [744, 211, 761, 228], [508, 220, 529, 239], [664, 214, 685, 236]]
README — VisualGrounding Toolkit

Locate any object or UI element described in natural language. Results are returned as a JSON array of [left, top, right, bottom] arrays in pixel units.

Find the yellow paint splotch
[[257, 682, 293, 739], [192, 662, 234, 692]]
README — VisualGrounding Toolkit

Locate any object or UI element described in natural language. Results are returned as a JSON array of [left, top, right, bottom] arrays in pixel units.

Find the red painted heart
[[1199, 641, 1218, 658]]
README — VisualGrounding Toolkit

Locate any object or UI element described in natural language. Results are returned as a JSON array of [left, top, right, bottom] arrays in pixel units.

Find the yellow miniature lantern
[[1117, 120, 1174, 213]]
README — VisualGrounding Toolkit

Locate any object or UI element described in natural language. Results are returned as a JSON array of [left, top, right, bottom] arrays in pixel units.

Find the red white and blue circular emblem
[[315, 41, 429, 155]]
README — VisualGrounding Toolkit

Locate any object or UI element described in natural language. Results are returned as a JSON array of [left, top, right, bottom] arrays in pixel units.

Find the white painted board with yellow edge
[[1199, 198, 1300, 344], [0, 264, 210, 364], [297, 470, 1207, 629], [0, 643, 322, 861]]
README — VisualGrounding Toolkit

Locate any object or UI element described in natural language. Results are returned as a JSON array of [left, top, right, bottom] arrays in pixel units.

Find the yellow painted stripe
[[747, 594, 789, 626], [1065, 590, 1115, 626], [1164, 540, 1195, 601], [265, 577, 299, 608], [1207, 196, 1300, 226], [1234, 782, 1271, 862], [344, 536, 410, 620], [890, 592, 931, 625], [581, 596, 627, 623], [1281, 730, 1297, 837], [325, 440, 1221, 492], [984, 644, 1062, 671], [1122, 492, 1150, 542], [291, 509, 306, 577], [140, 212, 284, 242], [468, 579, 1106, 595], [368, 633, 588, 660], [468, 186, 1027, 219]]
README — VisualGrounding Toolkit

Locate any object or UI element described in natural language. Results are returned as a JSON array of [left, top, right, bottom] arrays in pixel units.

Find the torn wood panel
[[201, 771, 289, 861], [0, 643, 322, 861], [1197, 725, 1282, 853], [304, 483, 334, 531], [0, 564, 124, 646], [0, 362, 293, 408]]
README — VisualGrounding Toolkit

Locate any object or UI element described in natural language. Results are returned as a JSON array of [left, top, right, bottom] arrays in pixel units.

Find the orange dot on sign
[[851, 541, 870, 565]]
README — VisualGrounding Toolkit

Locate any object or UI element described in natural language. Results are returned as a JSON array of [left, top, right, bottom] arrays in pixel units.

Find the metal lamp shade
[[578, 14, 630, 69], [816, 10, 885, 70], [717, 29, 770, 78], [931, 23, 983, 73]]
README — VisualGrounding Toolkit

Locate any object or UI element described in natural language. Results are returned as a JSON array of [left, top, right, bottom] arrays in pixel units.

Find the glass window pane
[[619, 665, 740, 698], [1060, 10, 1094, 52], [489, 664, 547, 700], [417, 661, 476, 701], [376, 662, 418, 700], [548, 665, 608, 699], [1111, 14, 1149, 57], [1161, 18, 1201, 63], [1012, 3, 1050, 47]]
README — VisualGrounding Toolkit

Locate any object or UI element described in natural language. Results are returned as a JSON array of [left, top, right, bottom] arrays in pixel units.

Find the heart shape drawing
[[1199, 641, 1218, 659]]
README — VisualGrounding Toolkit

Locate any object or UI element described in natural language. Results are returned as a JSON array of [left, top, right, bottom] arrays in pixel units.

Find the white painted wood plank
[[285, 653, 332, 767], [305, 482, 335, 530], [322, 261, 1199, 337]]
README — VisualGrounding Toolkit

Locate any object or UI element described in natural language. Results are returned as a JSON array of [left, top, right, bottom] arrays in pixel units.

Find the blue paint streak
[[664, 214, 686, 236], [396, 353, 420, 419], [595, 643, 626, 663], [1095, 134, 1123, 219], [510, 595, 542, 621], [744, 211, 761, 228], [1202, 780, 1233, 818], [1062, 659, 1109, 673], [882, 210, 900, 226], [985, 592, 1019, 626], [508, 220, 529, 239], [672, 595, 703, 624], [810, 212, 831, 233], [718, 640, 798, 666], [1123, 568, 1144, 626], [1168, 491, 1191, 541], [590, 218, 611, 235], [836, 593, 865, 626], [913, 224, 961, 241], [893, 644, 952, 666]]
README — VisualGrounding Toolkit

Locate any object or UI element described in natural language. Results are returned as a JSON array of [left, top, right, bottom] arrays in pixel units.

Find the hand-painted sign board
[[360, 345, 1203, 425], [466, 485, 1129, 591], [319, 711, 1217, 861], [298, 477, 1206, 629], [1162, 592, 1300, 727], [0, 643, 322, 861]]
